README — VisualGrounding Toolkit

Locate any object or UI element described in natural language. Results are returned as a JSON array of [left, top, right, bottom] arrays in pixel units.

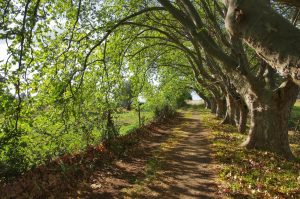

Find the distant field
[[116, 110, 154, 135], [185, 100, 204, 105]]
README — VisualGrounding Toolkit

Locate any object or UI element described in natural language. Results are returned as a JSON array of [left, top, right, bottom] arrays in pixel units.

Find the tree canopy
[[0, 0, 300, 180]]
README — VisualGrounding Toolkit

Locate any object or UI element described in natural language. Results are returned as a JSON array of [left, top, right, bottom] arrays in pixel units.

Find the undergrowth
[[198, 106, 300, 198]]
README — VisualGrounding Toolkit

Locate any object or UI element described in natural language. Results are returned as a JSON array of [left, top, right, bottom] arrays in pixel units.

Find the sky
[[0, 40, 8, 61], [191, 91, 201, 100]]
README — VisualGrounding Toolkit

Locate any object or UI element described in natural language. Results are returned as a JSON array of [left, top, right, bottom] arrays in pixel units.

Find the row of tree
[[0, 0, 299, 178], [74, 0, 299, 159], [152, 0, 300, 159], [154, 0, 300, 160]]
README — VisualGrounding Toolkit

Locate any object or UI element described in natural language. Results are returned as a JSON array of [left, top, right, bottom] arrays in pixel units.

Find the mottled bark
[[215, 98, 226, 118], [196, 90, 211, 109], [224, 0, 300, 86], [243, 81, 299, 159], [222, 93, 236, 125], [237, 100, 248, 133], [210, 97, 217, 114]]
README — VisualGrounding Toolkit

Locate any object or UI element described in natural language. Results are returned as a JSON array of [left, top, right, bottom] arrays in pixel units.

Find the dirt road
[[67, 107, 219, 198]]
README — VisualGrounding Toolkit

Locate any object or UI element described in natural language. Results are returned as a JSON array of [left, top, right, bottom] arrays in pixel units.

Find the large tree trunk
[[210, 97, 217, 114], [243, 81, 299, 160], [215, 98, 226, 118], [237, 100, 248, 133], [196, 90, 211, 109], [222, 93, 236, 125], [223, 0, 300, 86]]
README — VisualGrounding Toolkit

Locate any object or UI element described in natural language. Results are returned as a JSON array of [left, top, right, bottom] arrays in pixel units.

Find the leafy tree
[[0, 0, 299, 181]]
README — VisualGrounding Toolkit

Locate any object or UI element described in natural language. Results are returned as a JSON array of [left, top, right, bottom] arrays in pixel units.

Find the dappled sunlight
[[123, 106, 219, 198], [1, 0, 300, 197], [199, 106, 300, 198]]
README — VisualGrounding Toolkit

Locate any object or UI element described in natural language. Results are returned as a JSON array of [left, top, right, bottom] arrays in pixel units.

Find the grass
[[291, 100, 300, 131], [197, 105, 300, 198], [0, 108, 155, 181], [115, 109, 154, 135]]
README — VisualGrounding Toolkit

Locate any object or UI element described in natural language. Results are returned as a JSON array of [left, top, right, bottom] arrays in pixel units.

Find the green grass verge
[[197, 105, 300, 198], [291, 100, 300, 131], [116, 110, 154, 135]]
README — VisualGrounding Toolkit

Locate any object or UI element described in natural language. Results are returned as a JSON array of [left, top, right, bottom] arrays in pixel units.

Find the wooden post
[[138, 103, 141, 127]]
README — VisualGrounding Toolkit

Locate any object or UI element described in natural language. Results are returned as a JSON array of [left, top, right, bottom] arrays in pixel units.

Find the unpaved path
[[67, 107, 219, 198]]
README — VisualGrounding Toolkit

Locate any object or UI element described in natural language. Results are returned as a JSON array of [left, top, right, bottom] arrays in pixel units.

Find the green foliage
[[0, 14, 193, 181], [116, 109, 154, 135], [154, 105, 176, 121], [0, 0, 194, 181]]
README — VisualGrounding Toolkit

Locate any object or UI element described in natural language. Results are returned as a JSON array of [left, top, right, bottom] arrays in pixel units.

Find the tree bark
[[196, 90, 211, 109], [222, 93, 236, 125], [215, 98, 226, 118], [224, 0, 300, 86], [274, 0, 300, 8], [237, 100, 248, 133], [243, 81, 299, 160], [204, 101, 210, 109], [210, 97, 217, 114]]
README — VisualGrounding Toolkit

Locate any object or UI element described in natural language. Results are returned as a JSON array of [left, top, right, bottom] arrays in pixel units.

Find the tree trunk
[[215, 98, 226, 118], [222, 93, 236, 125], [243, 81, 299, 160], [210, 97, 217, 114], [224, 0, 300, 86], [204, 101, 211, 109], [237, 100, 248, 133], [274, 0, 300, 8], [195, 90, 211, 109]]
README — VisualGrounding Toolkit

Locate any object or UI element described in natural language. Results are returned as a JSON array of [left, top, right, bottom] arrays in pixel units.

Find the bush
[[154, 105, 176, 121]]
